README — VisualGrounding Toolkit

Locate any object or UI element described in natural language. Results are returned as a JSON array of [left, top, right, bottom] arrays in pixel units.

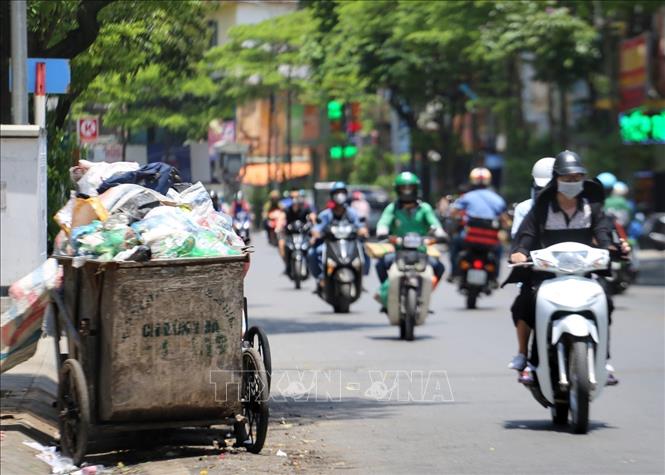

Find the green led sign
[[619, 109, 665, 144]]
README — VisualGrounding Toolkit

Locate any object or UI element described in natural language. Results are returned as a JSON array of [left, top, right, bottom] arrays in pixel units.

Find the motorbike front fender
[[551, 314, 599, 344]]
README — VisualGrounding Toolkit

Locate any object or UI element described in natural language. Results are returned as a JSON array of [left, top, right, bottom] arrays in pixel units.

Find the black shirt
[[511, 180, 612, 256], [285, 205, 312, 225]]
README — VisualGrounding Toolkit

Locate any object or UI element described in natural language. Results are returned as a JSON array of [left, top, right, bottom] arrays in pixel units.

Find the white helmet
[[532, 157, 555, 188], [612, 181, 629, 197], [469, 167, 492, 186]]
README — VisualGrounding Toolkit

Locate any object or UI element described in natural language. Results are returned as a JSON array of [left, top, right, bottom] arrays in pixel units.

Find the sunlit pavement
[[1, 236, 663, 474]]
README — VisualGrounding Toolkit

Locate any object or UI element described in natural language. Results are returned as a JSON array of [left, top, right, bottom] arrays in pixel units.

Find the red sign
[[78, 117, 98, 144], [619, 34, 649, 112]]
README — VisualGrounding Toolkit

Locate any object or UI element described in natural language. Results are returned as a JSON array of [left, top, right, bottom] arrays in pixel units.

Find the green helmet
[[394, 172, 421, 203], [394, 172, 421, 188]]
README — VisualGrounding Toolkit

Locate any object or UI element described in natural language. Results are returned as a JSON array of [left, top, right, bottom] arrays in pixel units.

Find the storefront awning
[[241, 161, 312, 186]]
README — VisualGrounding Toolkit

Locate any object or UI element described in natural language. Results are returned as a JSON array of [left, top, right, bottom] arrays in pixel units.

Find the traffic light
[[327, 100, 343, 120], [347, 102, 361, 134], [329, 145, 357, 160]]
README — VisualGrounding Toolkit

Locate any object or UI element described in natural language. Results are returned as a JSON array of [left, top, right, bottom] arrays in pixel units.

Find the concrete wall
[[0, 125, 47, 290]]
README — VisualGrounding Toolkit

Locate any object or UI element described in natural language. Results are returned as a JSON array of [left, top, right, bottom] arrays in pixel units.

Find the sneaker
[[508, 353, 527, 371], [605, 363, 619, 386], [518, 366, 534, 385]]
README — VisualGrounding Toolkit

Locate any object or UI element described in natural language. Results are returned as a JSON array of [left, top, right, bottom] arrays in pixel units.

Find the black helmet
[[553, 150, 587, 176]]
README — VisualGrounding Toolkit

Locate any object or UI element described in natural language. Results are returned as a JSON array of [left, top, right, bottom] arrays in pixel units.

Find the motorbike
[[456, 219, 500, 309], [285, 220, 311, 290], [606, 218, 638, 295], [265, 209, 282, 247], [383, 233, 435, 341], [318, 219, 365, 313], [507, 242, 611, 434], [233, 211, 252, 245]]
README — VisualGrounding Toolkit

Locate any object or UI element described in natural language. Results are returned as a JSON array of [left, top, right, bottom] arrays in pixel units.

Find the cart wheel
[[235, 348, 269, 454], [57, 359, 90, 465], [243, 326, 272, 390]]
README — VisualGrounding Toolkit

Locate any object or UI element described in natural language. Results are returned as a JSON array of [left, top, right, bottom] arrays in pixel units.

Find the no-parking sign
[[78, 117, 99, 144]]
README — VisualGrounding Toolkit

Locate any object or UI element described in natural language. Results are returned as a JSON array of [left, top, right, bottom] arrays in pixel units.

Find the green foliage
[[348, 146, 407, 190], [45, 124, 78, 246]]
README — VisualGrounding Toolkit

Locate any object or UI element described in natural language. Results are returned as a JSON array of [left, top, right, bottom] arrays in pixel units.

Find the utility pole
[[10, 0, 28, 124]]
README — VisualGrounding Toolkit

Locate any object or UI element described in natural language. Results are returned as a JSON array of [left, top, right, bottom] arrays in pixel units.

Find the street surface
[[1, 234, 663, 474]]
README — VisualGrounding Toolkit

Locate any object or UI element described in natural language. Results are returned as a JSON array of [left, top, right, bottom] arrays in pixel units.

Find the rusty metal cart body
[[50, 255, 270, 464]]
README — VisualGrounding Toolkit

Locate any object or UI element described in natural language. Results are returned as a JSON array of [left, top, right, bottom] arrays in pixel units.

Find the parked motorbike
[[285, 220, 311, 290], [507, 242, 612, 434], [233, 211, 252, 245], [318, 219, 364, 313], [456, 219, 500, 309], [383, 233, 435, 341]]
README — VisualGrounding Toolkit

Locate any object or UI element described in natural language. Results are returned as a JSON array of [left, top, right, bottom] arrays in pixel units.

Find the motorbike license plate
[[466, 269, 487, 286]]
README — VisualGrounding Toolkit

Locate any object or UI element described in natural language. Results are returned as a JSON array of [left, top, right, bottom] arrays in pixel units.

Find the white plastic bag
[[74, 160, 140, 196]]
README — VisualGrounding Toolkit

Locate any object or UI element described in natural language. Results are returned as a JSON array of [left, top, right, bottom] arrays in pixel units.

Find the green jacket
[[376, 201, 443, 237]]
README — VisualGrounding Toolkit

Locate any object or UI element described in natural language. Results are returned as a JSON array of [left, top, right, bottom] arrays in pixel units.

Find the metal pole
[[286, 76, 292, 187], [10, 0, 28, 124]]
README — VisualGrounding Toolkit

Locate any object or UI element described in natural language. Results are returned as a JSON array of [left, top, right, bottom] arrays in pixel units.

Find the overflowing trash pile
[[53, 160, 246, 261]]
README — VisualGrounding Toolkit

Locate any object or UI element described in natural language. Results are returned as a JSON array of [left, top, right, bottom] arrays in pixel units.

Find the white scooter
[[510, 242, 611, 434]]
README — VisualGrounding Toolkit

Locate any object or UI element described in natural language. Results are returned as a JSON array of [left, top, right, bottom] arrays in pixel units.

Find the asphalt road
[[1, 235, 663, 474], [246, 233, 665, 474]]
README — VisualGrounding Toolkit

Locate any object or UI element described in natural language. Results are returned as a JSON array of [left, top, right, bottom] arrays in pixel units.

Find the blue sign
[[9, 58, 70, 94]]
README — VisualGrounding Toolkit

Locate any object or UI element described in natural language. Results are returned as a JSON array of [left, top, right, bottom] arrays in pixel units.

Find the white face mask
[[557, 180, 584, 199], [333, 192, 347, 205]]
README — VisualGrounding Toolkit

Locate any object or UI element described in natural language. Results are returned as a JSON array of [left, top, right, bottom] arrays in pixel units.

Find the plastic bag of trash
[[71, 195, 109, 229], [178, 182, 215, 219], [1, 259, 62, 373], [71, 160, 140, 196], [72, 216, 139, 260], [196, 211, 244, 249], [97, 163, 182, 195], [99, 184, 165, 223]]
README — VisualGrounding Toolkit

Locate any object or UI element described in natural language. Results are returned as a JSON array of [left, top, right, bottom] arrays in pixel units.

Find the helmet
[[612, 181, 629, 197], [352, 190, 364, 201], [330, 181, 348, 205], [553, 150, 587, 176], [394, 172, 421, 202], [597, 172, 617, 190], [532, 157, 555, 188], [330, 181, 348, 194], [469, 167, 492, 186], [209, 190, 219, 200], [394, 172, 421, 188]]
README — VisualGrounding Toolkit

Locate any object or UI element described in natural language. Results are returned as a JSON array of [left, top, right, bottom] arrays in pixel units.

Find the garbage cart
[[50, 254, 270, 464]]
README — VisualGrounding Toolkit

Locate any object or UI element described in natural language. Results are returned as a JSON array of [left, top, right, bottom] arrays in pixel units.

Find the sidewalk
[[1, 337, 59, 474]]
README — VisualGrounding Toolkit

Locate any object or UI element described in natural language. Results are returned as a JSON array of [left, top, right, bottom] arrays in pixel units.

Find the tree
[[0, 1, 209, 129]]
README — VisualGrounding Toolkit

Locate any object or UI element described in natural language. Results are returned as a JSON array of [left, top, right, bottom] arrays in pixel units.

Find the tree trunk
[[558, 83, 568, 149], [547, 84, 556, 148], [1, 1, 11, 124]]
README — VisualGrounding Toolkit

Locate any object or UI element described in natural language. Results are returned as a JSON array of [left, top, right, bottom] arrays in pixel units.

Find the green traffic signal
[[327, 100, 343, 120], [330, 144, 358, 160]]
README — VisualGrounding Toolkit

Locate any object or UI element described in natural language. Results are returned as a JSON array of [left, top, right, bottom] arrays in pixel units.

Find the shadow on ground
[[503, 419, 617, 434]]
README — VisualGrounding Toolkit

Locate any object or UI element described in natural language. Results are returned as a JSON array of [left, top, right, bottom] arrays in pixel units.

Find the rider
[[230, 190, 251, 219], [308, 182, 370, 283], [604, 181, 633, 227], [511, 157, 555, 238], [508, 150, 629, 384], [375, 172, 447, 287], [449, 167, 507, 281], [279, 189, 316, 274]]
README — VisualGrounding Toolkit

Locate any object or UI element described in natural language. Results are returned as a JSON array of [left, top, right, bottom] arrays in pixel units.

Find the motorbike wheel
[[466, 291, 478, 310], [334, 284, 352, 313], [568, 340, 591, 434], [402, 288, 417, 341], [293, 259, 301, 290], [551, 402, 569, 425]]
